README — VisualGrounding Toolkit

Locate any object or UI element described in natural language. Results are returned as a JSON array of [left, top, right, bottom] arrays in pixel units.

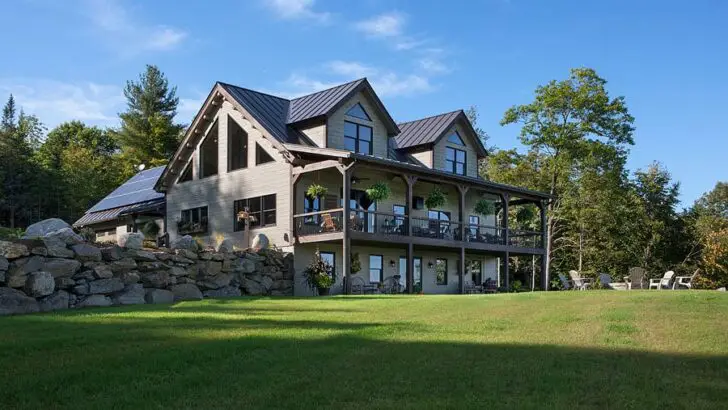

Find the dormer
[[394, 110, 488, 178]]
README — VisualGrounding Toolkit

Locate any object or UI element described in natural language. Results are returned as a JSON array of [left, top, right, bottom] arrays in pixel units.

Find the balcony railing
[[294, 209, 344, 236], [350, 210, 408, 236], [411, 216, 464, 241], [508, 230, 542, 248]]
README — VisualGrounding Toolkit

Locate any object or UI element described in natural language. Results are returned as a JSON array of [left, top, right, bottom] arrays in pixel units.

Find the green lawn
[[2, 292, 728, 409]]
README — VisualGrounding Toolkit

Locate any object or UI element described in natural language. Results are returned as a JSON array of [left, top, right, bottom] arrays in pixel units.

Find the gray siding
[[432, 121, 479, 178], [298, 121, 327, 148], [326, 91, 390, 158]]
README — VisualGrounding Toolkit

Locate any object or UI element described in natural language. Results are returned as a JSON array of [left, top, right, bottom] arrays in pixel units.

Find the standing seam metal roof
[[395, 110, 462, 148], [219, 83, 296, 144], [288, 79, 365, 123]]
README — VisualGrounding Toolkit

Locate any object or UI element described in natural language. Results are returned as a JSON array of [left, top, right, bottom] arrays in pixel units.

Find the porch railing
[[508, 230, 542, 248], [350, 210, 408, 236], [294, 209, 344, 236], [464, 224, 506, 245], [410, 216, 465, 241]]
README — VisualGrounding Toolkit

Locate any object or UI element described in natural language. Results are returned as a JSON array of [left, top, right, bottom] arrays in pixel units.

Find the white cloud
[[370, 73, 433, 97], [85, 0, 187, 54], [325, 61, 377, 78], [418, 58, 450, 74], [264, 0, 331, 22], [355, 12, 406, 38]]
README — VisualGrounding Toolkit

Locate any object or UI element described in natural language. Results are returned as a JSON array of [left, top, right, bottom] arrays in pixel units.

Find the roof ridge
[[397, 109, 463, 126], [217, 81, 291, 102], [290, 78, 366, 101]]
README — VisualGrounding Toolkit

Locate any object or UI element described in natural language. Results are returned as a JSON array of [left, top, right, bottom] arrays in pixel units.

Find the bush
[[0, 227, 24, 240]]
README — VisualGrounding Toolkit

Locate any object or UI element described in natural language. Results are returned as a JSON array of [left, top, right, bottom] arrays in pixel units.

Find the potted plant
[[306, 183, 328, 199], [425, 186, 446, 209], [474, 199, 495, 216], [303, 251, 337, 296], [351, 252, 362, 274], [365, 182, 390, 202]]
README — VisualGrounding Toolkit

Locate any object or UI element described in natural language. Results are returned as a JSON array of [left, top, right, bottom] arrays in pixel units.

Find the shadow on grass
[[1, 307, 727, 409]]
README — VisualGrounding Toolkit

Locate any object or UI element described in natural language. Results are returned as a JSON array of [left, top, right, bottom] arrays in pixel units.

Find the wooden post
[[404, 175, 417, 294], [404, 175, 417, 237], [341, 166, 352, 295], [502, 193, 510, 290], [291, 173, 301, 245], [457, 185, 469, 242], [406, 243, 414, 294], [459, 247, 466, 294], [540, 201, 548, 290]]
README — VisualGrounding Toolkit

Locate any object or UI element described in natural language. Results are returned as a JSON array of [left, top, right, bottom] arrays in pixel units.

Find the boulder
[[251, 233, 269, 251], [112, 284, 146, 305], [199, 260, 222, 276], [125, 249, 157, 262], [0, 270, 5, 284], [72, 284, 89, 295], [203, 286, 242, 298], [171, 235, 199, 252], [210, 253, 224, 262], [198, 251, 213, 261], [239, 258, 257, 274], [117, 232, 144, 249], [42, 258, 82, 278], [154, 252, 173, 262], [119, 271, 141, 285], [0, 257, 9, 271], [242, 277, 265, 296], [110, 258, 137, 273], [168, 266, 188, 277], [0, 241, 29, 259], [30, 246, 48, 256], [272, 279, 294, 291], [55, 277, 76, 289], [78, 294, 112, 308], [0, 288, 40, 315], [260, 276, 274, 292], [101, 246, 123, 262], [144, 289, 175, 304], [72, 270, 96, 281], [44, 228, 84, 246], [88, 278, 124, 294], [217, 239, 235, 253], [8, 256, 45, 277], [138, 261, 166, 271], [176, 249, 198, 260], [44, 241, 75, 258], [22, 218, 71, 238], [92, 264, 114, 279], [170, 254, 195, 265], [24, 271, 55, 297], [71, 243, 102, 262], [39, 290, 70, 312], [170, 284, 203, 301], [199, 273, 233, 290], [141, 271, 169, 288]]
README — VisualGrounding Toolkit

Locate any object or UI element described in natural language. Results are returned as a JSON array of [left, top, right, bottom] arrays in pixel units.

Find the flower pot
[[317, 287, 331, 296]]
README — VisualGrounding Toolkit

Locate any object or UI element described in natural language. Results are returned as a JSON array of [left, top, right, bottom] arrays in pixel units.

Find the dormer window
[[447, 131, 465, 146], [344, 121, 373, 155], [446, 147, 466, 175], [346, 103, 371, 121]]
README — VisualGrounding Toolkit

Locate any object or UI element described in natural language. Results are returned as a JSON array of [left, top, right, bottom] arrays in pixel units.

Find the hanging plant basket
[[365, 182, 390, 202], [306, 183, 328, 199], [474, 199, 495, 216], [425, 187, 447, 209]]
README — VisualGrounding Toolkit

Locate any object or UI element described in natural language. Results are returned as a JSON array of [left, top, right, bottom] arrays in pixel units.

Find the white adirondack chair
[[568, 270, 591, 290], [648, 271, 675, 290], [674, 269, 700, 290]]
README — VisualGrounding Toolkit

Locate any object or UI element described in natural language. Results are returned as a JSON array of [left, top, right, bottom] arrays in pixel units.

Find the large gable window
[[346, 103, 371, 121], [255, 143, 274, 165], [178, 161, 192, 183], [200, 120, 218, 178], [234, 194, 277, 231], [344, 121, 373, 155], [445, 147, 466, 176], [447, 131, 465, 146], [228, 116, 248, 172]]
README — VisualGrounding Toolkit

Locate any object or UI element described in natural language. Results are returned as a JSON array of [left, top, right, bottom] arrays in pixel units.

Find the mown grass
[[2, 291, 728, 409]]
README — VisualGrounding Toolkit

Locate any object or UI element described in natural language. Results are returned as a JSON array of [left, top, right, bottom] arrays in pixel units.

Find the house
[[74, 166, 166, 243], [154, 78, 549, 295]]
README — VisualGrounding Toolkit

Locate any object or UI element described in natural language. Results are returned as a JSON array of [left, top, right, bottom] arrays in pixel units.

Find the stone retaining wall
[[0, 220, 293, 316]]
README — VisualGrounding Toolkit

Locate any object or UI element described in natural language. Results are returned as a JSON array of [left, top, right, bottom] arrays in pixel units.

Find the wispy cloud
[[418, 58, 450, 74], [85, 0, 188, 54], [355, 11, 406, 38], [325, 61, 378, 78], [263, 0, 331, 23]]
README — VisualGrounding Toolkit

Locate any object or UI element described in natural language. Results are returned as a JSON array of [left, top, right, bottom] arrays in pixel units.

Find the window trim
[[178, 160, 193, 183], [199, 119, 219, 179], [435, 258, 448, 285], [227, 115, 248, 172], [445, 146, 466, 176], [233, 194, 277, 231], [255, 142, 274, 165], [369, 254, 383, 283], [344, 121, 373, 155], [179, 206, 209, 235]]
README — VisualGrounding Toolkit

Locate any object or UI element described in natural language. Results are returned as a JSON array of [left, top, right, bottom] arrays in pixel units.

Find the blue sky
[[1, 0, 726, 206]]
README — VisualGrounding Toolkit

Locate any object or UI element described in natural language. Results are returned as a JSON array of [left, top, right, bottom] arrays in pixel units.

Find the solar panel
[[87, 166, 166, 213]]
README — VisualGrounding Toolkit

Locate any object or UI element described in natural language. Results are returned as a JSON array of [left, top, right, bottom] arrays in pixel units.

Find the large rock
[[168, 266, 188, 277], [242, 277, 265, 296], [0, 288, 40, 315], [101, 246, 123, 262], [71, 243, 102, 262], [117, 232, 144, 249], [138, 261, 166, 272], [112, 284, 146, 305], [7, 274, 28, 288], [145, 288, 175, 304], [55, 277, 76, 289], [0, 270, 5, 284], [259, 276, 274, 292], [124, 249, 157, 262], [170, 284, 203, 301], [199, 260, 222, 276], [141, 271, 169, 288], [42, 258, 82, 278], [44, 240, 75, 258], [44, 228, 84, 246], [24, 271, 55, 297], [171, 235, 199, 252], [199, 273, 233, 290], [0, 241, 29, 259], [217, 239, 235, 253], [78, 294, 112, 308], [88, 278, 124, 294], [8, 256, 45, 276], [250, 233, 269, 251], [119, 271, 141, 285], [239, 258, 257, 274], [110, 258, 137, 273], [22, 218, 71, 238], [39, 290, 70, 312], [0, 256, 8, 271], [204, 286, 242, 298], [92, 264, 113, 279]]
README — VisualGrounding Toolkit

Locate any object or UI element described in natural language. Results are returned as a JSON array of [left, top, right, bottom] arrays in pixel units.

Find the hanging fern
[[474, 199, 495, 216], [425, 187, 447, 209], [365, 182, 390, 202], [306, 183, 328, 199]]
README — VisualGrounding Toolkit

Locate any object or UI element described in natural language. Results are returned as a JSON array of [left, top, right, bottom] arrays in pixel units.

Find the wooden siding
[[298, 120, 327, 148], [410, 148, 433, 167], [326, 90, 390, 158]]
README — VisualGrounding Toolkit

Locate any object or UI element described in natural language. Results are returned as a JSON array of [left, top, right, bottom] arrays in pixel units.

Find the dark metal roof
[[395, 110, 461, 149], [88, 166, 165, 213], [288, 78, 365, 124], [74, 198, 165, 227]]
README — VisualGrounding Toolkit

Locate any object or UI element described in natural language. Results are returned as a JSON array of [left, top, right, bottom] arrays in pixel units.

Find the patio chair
[[558, 274, 572, 290], [464, 281, 483, 294], [648, 271, 675, 290], [568, 270, 591, 290], [598, 273, 612, 289], [674, 269, 700, 290], [321, 213, 336, 232], [624, 267, 647, 290]]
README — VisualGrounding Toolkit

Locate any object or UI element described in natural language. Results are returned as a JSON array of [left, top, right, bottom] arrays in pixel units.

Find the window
[[228, 116, 248, 171], [398, 256, 407, 288], [255, 143, 274, 165], [436, 258, 448, 285], [428, 210, 451, 236], [414, 257, 422, 288], [179, 206, 208, 235], [233, 194, 276, 231], [469, 215, 480, 238], [445, 147, 466, 175], [393, 205, 406, 231], [369, 254, 383, 283], [447, 131, 465, 146], [469, 260, 482, 284], [344, 121, 373, 155], [346, 103, 371, 121], [200, 120, 218, 178], [320, 252, 335, 277], [178, 161, 192, 183], [304, 195, 320, 225]]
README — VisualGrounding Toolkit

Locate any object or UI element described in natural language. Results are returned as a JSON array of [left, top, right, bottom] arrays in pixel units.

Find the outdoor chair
[[321, 213, 336, 232], [568, 270, 591, 290], [464, 281, 483, 294], [558, 274, 572, 290], [624, 267, 647, 290], [648, 271, 675, 290], [674, 269, 700, 290], [598, 273, 612, 289], [483, 278, 498, 293]]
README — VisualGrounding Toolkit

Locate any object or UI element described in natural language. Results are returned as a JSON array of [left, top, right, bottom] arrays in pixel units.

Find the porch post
[[404, 175, 417, 294], [540, 201, 548, 290], [459, 247, 466, 294], [406, 243, 414, 294], [291, 173, 301, 244], [502, 193, 510, 290], [503, 252, 510, 290], [404, 175, 417, 237], [457, 185, 468, 241], [341, 165, 352, 295]]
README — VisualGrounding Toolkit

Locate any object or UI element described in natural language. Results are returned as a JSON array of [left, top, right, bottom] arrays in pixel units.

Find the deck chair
[[648, 271, 675, 290], [568, 270, 591, 290], [598, 273, 612, 289], [674, 269, 700, 290], [624, 267, 647, 290], [321, 213, 336, 232], [558, 274, 572, 290]]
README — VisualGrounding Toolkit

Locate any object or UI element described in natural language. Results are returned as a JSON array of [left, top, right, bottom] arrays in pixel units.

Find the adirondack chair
[[321, 213, 336, 232], [558, 273, 572, 290], [624, 267, 647, 290], [674, 269, 700, 290], [598, 273, 612, 289], [568, 270, 591, 290], [648, 271, 675, 290]]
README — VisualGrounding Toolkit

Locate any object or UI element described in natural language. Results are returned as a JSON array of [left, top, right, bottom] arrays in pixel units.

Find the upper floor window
[[255, 143, 274, 165], [200, 120, 218, 178], [446, 147, 466, 175], [447, 131, 465, 146], [234, 194, 276, 231], [228, 116, 248, 172], [178, 161, 192, 183], [344, 121, 373, 155], [346, 103, 371, 121], [304, 195, 320, 225]]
